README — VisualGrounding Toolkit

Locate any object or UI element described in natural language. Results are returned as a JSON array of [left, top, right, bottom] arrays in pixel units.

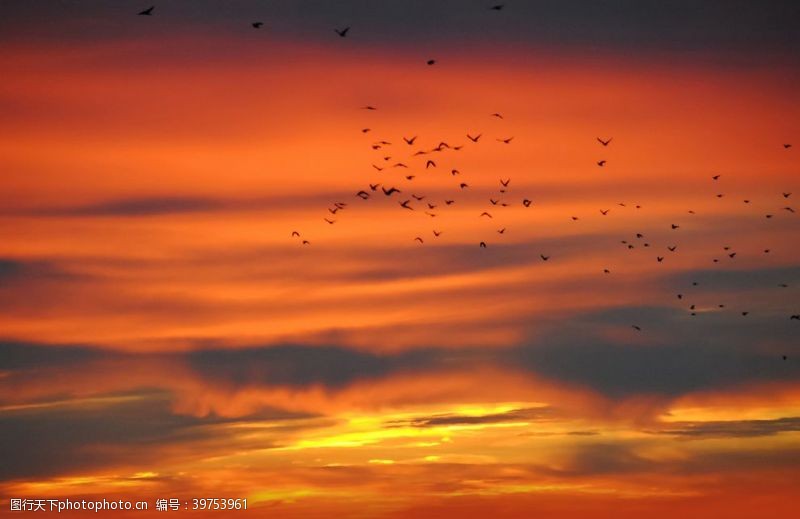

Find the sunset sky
[[1, 1, 799, 517]]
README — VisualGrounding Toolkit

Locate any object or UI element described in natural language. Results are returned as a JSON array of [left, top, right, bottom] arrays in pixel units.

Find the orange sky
[[1, 2, 799, 517]]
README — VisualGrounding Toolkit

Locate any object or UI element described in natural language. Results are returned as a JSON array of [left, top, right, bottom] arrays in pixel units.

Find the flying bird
[[400, 200, 414, 210], [467, 133, 482, 142], [712, 174, 721, 180], [600, 209, 610, 215], [403, 136, 417, 145], [522, 199, 532, 207], [138, 6, 154, 15], [382, 186, 400, 196], [500, 178, 510, 187], [252, 22, 264, 28], [490, 4, 504, 10], [356, 190, 370, 199], [291, 231, 300, 237], [480, 241, 487, 248], [631, 325, 641, 331], [497, 137, 514, 144], [415, 236, 424, 244], [324, 218, 336, 224], [597, 137, 613, 146], [459, 183, 469, 189], [480, 212, 493, 218], [335, 27, 350, 37], [426, 160, 436, 169], [491, 113, 504, 119], [427, 59, 436, 65], [540, 254, 550, 261], [597, 160, 606, 167], [784, 144, 792, 149], [361, 105, 376, 110], [412, 194, 425, 201]]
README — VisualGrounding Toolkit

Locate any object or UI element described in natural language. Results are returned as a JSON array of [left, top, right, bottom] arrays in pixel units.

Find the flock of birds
[[134, 5, 797, 359]]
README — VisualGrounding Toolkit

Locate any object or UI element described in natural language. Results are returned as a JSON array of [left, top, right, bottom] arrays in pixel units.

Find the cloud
[[392, 406, 555, 428], [655, 416, 800, 438], [507, 305, 800, 397]]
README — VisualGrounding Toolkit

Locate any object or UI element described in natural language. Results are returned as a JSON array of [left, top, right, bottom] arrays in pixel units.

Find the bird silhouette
[[138, 6, 154, 15], [600, 209, 610, 215], [415, 236, 424, 243], [783, 192, 792, 198], [597, 137, 612, 146], [361, 105, 376, 110], [712, 174, 721, 180], [356, 190, 370, 199], [671, 224, 680, 229], [427, 59, 436, 65], [324, 218, 336, 224], [480, 241, 487, 248], [490, 4, 504, 10], [497, 228, 506, 234], [480, 212, 493, 218], [252, 22, 264, 28], [597, 160, 607, 167], [382, 186, 400, 196], [459, 183, 469, 189], [291, 231, 300, 237], [497, 137, 514, 144], [668, 246, 677, 252], [426, 160, 436, 169], [491, 113, 504, 119], [335, 27, 350, 37], [451, 169, 460, 176], [445, 200, 455, 205], [400, 200, 413, 210], [657, 256, 664, 262], [631, 325, 641, 331], [433, 230, 442, 237], [412, 194, 425, 201], [369, 183, 380, 191], [467, 133, 482, 142], [784, 144, 792, 149], [540, 254, 550, 261], [522, 199, 532, 207], [404, 136, 417, 145], [302, 240, 310, 245]]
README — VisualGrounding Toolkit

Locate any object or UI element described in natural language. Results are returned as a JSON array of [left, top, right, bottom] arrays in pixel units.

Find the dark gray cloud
[[655, 416, 800, 438], [0, 391, 304, 479], [506, 305, 800, 397], [388, 406, 554, 428], [1, 1, 799, 63], [186, 344, 446, 389]]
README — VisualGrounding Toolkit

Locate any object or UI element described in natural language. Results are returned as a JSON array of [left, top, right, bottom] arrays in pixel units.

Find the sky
[[1, 1, 799, 517]]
